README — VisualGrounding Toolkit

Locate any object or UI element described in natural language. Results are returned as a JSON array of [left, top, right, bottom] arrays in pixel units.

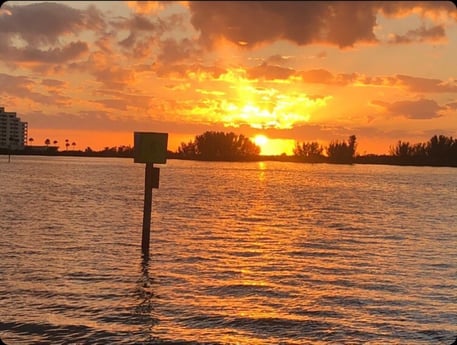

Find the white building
[[0, 107, 28, 150]]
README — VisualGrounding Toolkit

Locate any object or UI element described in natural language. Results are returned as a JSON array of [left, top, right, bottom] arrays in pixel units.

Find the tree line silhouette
[[294, 134, 357, 164], [173, 131, 456, 167], [388, 135, 457, 166], [176, 131, 260, 161], [5, 130, 456, 167], [294, 134, 457, 166]]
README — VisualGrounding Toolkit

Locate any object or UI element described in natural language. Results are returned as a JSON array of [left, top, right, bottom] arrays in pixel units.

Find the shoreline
[[1, 151, 456, 168]]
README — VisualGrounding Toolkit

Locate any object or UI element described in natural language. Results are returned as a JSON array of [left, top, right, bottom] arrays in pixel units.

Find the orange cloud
[[155, 63, 226, 80], [372, 98, 445, 119], [388, 24, 446, 44], [125, 1, 166, 15], [247, 63, 295, 81], [0, 73, 70, 106]]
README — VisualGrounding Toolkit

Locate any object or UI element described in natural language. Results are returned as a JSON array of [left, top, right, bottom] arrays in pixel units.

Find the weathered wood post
[[133, 132, 168, 259], [142, 162, 153, 255]]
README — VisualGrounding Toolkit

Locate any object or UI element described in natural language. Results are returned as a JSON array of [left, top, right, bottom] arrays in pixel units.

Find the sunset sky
[[1, 1, 456, 155]]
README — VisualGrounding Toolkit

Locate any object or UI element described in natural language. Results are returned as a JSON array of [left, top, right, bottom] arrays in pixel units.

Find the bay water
[[0, 156, 456, 344]]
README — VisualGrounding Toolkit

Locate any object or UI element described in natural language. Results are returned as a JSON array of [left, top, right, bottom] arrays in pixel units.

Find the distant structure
[[0, 107, 28, 150]]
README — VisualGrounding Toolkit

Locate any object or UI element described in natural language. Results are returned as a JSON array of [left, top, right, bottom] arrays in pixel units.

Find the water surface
[[0, 156, 456, 344]]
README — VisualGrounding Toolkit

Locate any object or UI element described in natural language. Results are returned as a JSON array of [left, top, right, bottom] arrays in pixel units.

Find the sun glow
[[218, 68, 331, 130], [251, 135, 295, 156], [253, 134, 269, 147]]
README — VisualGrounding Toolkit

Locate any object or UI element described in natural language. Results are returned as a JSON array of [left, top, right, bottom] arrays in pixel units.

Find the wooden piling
[[142, 162, 154, 258]]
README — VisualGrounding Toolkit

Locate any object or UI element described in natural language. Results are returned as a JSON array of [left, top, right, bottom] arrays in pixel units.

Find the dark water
[[0, 156, 456, 344]]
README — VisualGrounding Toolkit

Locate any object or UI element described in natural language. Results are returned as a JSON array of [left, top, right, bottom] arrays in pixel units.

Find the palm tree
[[29, 137, 34, 146], [45, 138, 51, 146], [65, 139, 69, 151], [53, 140, 58, 145], [71, 142, 76, 150]]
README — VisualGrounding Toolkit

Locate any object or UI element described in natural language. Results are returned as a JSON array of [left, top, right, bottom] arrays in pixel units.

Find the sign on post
[[134, 132, 168, 164], [133, 132, 168, 259]]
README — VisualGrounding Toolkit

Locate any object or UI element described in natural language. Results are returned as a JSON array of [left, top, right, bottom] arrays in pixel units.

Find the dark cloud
[[91, 92, 154, 111], [0, 2, 105, 46], [95, 33, 114, 53], [395, 75, 457, 93], [389, 25, 446, 44], [296, 70, 457, 92], [0, 73, 69, 105], [300, 69, 357, 85], [66, 52, 135, 90], [190, 1, 378, 48], [300, 69, 335, 84], [156, 38, 202, 64], [378, 1, 456, 17], [0, 2, 100, 67], [357, 74, 457, 93], [130, 14, 156, 31], [1, 41, 89, 64], [113, 12, 190, 61], [245, 65, 360, 84], [189, 1, 456, 49], [91, 66, 134, 90], [118, 33, 136, 49], [41, 79, 66, 88], [372, 98, 445, 119], [266, 54, 294, 65], [111, 14, 157, 32], [118, 33, 156, 59], [247, 63, 295, 80]]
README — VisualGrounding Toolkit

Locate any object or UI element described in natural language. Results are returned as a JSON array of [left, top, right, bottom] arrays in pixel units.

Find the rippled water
[[0, 156, 456, 344]]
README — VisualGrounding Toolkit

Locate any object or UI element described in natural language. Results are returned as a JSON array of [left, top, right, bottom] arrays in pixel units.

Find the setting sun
[[252, 134, 269, 155], [253, 134, 269, 147], [252, 134, 295, 156]]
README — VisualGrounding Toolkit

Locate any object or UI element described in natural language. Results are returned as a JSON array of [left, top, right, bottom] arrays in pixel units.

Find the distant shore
[[1, 149, 456, 168]]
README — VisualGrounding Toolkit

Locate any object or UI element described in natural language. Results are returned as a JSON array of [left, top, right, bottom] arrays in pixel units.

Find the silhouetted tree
[[53, 140, 58, 145], [326, 135, 357, 163], [177, 131, 260, 161], [389, 134, 457, 166], [293, 141, 325, 162], [116, 145, 133, 157], [177, 140, 197, 158], [100, 146, 118, 156], [71, 142, 76, 150], [411, 142, 427, 158], [426, 135, 455, 164], [389, 140, 413, 158], [45, 138, 51, 146], [65, 139, 69, 151], [28, 137, 34, 146]]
